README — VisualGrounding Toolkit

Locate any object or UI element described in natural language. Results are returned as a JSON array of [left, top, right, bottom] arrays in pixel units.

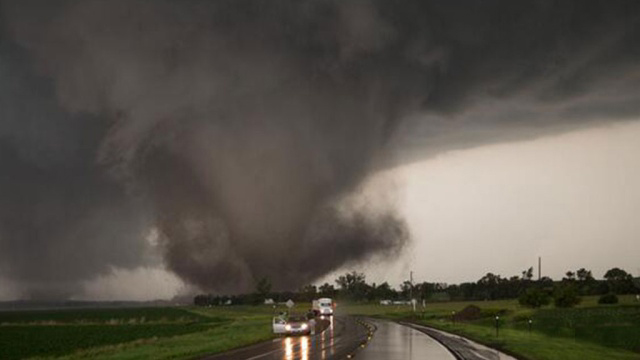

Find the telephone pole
[[538, 257, 542, 281], [410, 271, 414, 300]]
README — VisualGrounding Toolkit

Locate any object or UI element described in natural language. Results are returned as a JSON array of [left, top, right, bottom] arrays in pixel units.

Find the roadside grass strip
[[343, 297, 640, 360], [418, 320, 640, 360], [46, 315, 275, 360]]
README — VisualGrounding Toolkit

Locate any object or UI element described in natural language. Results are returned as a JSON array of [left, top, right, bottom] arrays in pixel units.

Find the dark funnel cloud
[[1, 0, 639, 297]]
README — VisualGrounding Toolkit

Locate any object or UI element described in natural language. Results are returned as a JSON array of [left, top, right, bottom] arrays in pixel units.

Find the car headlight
[[301, 323, 308, 329], [285, 325, 291, 331]]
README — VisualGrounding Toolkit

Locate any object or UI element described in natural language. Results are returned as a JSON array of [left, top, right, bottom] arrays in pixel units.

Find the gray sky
[[3, 119, 639, 301], [2, 0, 640, 300], [68, 120, 640, 300], [332, 120, 640, 287]]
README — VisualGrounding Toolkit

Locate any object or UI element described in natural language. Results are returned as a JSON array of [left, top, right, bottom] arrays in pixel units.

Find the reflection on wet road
[[357, 319, 456, 359], [283, 336, 309, 360], [203, 317, 460, 359], [202, 316, 369, 360]]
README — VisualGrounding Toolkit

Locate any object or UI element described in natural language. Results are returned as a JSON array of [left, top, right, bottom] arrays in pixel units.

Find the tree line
[[193, 267, 639, 307]]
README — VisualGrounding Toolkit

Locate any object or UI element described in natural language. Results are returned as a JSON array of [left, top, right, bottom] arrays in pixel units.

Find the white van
[[312, 298, 334, 316]]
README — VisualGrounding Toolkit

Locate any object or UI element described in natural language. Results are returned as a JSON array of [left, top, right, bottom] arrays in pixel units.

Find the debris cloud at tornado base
[[1, 0, 639, 297]]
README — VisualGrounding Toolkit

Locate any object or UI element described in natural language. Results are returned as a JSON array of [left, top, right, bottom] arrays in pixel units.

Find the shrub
[[519, 288, 551, 308], [554, 285, 581, 308], [453, 305, 482, 321], [598, 293, 619, 305]]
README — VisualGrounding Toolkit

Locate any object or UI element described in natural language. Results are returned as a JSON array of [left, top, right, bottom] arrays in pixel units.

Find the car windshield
[[287, 316, 306, 322], [320, 302, 331, 307]]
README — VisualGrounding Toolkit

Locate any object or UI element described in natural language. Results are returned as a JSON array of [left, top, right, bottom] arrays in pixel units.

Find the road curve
[[355, 319, 457, 359], [201, 316, 467, 360], [402, 323, 517, 360]]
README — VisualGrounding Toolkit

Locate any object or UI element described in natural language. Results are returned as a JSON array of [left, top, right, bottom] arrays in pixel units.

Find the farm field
[[3, 298, 639, 359], [0, 305, 284, 360], [343, 295, 640, 360]]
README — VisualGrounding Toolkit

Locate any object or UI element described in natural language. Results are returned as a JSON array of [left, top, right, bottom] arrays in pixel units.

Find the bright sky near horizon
[[354, 120, 640, 287]]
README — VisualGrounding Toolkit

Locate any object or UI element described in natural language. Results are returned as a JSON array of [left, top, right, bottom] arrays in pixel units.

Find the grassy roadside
[[72, 303, 329, 360], [0, 305, 288, 360], [342, 296, 640, 360], [49, 313, 275, 360], [413, 318, 639, 360]]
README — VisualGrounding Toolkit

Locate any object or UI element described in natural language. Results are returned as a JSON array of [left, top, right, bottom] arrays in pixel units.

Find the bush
[[519, 288, 551, 308], [453, 305, 482, 321], [554, 285, 581, 308], [598, 293, 619, 305]]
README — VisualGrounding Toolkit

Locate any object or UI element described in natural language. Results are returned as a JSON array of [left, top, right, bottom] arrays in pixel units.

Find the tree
[[574, 268, 597, 295], [335, 271, 368, 300], [374, 282, 397, 300], [604, 268, 635, 294], [519, 287, 551, 308], [319, 283, 336, 297], [563, 271, 576, 282], [477, 273, 506, 300], [255, 277, 272, 299], [336, 271, 366, 290], [539, 276, 554, 287], [554, 284, 581, 308], [400, 280, 414, 299], [576, 268, 594, 282], [415, 282, 437, 300], [478, 273, 502, 286], [522, 267, 534, 281], [598, 293, 619, 305], [299, 284, 317, 301]]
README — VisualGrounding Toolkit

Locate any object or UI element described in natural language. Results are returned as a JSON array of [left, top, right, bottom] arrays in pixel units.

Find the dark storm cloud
[[0, 34, 149, 299], [0, 0, 639, 296]]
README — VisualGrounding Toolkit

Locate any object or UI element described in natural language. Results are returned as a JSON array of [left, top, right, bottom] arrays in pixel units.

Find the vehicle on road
[[312, 298, 334, 316], [273, 314, 311, 335]]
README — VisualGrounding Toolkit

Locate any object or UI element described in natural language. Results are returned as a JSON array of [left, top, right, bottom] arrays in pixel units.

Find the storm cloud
[[0, 0, 639, 297]]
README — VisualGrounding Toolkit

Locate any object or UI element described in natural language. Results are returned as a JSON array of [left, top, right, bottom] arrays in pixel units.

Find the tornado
[[1, 0, 639, 297]]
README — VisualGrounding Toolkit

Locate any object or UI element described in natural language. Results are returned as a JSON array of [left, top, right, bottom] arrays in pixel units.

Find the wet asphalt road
[[201, 316, 370, 360], [403, 323, 517, 360], [201, 316, 464, 360], [356, 319, 456, 360]]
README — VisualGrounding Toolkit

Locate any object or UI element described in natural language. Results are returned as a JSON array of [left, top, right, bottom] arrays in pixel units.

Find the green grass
[[0, 305, 284, 360], [0, 307, 209, 324], [5, 298, 638, 360], [0, 323, 213, 360], [421, 320, 639, 360], [529, 306, 640, 353], [343, 296, 640, 360], [50, 313, 275, 360]]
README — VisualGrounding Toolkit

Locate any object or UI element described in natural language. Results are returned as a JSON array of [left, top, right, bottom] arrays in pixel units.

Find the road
[[201, 316, 477, 360], [403, 322, 517, 360], [201, 316, 370, 360], [356, 318, 457, 359]]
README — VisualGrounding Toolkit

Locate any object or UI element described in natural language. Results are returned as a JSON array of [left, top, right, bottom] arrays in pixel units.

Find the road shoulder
[[400, 322, 518, 360]]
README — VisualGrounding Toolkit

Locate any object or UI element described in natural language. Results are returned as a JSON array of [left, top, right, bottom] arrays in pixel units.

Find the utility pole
[[410, 271, 413, 300], [538, 257, 541, 281], [410, 271, 416, 312]]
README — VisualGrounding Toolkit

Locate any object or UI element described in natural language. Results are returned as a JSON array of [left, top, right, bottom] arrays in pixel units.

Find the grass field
[[0, 307, 210, 324], [342, 295, 640, 360], [0, 305, 287, 360], [3, 298, 639, 359]]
